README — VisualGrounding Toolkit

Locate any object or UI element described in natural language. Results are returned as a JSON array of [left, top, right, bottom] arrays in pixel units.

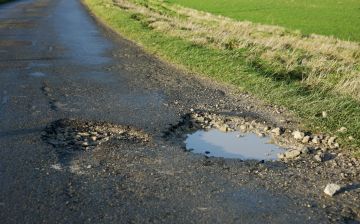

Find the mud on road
[[0, 0, 359, 223]]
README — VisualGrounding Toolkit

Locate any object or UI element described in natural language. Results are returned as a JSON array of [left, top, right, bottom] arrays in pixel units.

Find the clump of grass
[[114, 0, 360, 101]]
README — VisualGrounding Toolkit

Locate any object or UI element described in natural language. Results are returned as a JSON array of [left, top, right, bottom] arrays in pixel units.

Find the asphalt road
[[0, 0, 356, 223]]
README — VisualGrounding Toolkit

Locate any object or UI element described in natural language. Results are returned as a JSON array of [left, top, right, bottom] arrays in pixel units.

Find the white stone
[[302, 136, 311, 143], [271, 127, 282, 136], [284, 149, 301, 159], [322, 111, 328, 118], [324, 184, 341, 197], [277, 153, 285, 159], [292, 131, 305, 140], [328, 136, 337, 145], [51, 164, 62, 170], [312, 136, 320, 144]]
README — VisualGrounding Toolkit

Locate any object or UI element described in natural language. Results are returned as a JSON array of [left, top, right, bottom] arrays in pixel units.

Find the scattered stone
[[337, 127, 347, 133], [324, 183, 341, 197], [292, 131, 305, 140], [51, 164, 62, 170], [301, 147, 310, 154], [218, 125, 229, 132], [348, 136, 354, 141], [328, 136, 337, 145], [271, 127, 283, 136], [239, 125, 247, 131], [322, 111, 328, 118], [284, 149, 301, 159], [277, 153, 285, 159], [90, 136, 97, 141], [302, 136, 311, 143], [312, 136, 321, 144], [314, 154, 324, 162], [321, 147, 329, 152], [78, 132, 90, 137]]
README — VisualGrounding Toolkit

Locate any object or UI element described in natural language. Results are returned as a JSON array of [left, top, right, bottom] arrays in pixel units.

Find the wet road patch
[[185, 129, 285, 160]]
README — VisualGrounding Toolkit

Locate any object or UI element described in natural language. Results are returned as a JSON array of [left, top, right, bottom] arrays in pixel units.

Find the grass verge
[[168, 0, 360, 42], [83, 0, 360, 156]]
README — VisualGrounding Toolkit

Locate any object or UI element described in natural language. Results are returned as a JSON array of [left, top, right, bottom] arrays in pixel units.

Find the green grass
[[83, 0, 360, 154], [167, 0, 360, 42]]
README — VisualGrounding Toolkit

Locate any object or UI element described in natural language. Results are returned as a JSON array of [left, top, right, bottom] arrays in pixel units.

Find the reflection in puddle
[[185, 129, 285, 160], [29, 72, 46, 77]]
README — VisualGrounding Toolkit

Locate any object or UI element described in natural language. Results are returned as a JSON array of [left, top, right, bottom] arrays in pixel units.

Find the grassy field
[[83, 0, 360, 155], [167, 0, 360, 42]]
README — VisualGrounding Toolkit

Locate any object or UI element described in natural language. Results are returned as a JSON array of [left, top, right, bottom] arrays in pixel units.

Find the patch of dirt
[[0, 20, 35, 29], [0, 40, 32, 47]]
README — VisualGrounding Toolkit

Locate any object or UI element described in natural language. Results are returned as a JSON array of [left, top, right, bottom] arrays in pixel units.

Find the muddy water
[[185, 129, 285, 160]]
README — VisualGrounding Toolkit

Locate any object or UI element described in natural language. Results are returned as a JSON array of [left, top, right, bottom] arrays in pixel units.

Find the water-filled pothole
[[185, 129, 285, 160]]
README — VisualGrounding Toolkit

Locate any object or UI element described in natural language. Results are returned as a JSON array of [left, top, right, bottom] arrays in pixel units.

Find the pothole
[[185, 129, 285, 160], [42, 118, 150, 164], [42, 118, 150, 151], [164, 110, 341, 161]]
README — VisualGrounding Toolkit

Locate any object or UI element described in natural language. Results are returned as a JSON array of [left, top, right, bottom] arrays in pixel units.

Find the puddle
[[185, 129, 285, 160], [29, 72, 46, 77]]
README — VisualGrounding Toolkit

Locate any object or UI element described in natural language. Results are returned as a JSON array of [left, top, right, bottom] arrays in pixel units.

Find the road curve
[[0, 0, 352, 223]]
